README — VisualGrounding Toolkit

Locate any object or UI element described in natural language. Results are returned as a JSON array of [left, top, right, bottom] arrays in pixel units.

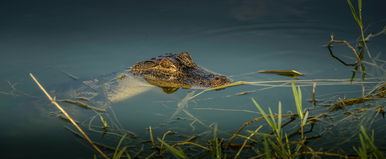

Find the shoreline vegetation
[[30, 72, 385, 158], [25, 0, 386, 158]]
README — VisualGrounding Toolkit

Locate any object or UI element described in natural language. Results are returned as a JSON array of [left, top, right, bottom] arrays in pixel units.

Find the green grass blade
[[212, 124, 222, 159], [285, 134, 291, 155], [358, 0, 362, 21], [252, 98, 276, 130], [277, 101, 282, 135], [234, 126, 262, 159], [298, 85, 302, 107], [291, 81, 303, 119], [113, 134, 127, 159], [113, 146, 128, 159], [301, 111, 309, 127], [157, 138, 188, 159], [263, 137, 272, 159], [359, 134, 368, 159], [359, 126, 385, 158], [268, 108, 278, 131], [125, 152, 132, 159], [346, 0, 361, 27]]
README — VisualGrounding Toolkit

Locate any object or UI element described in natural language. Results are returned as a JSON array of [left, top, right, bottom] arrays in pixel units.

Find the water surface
[[1, 0, 385, 158]]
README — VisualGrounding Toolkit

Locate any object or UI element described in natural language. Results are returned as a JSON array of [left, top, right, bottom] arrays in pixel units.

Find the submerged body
[[53, 52, 231, 107]]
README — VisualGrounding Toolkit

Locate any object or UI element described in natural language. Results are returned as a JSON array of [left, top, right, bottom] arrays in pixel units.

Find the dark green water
[[0, 0, 385, 158]]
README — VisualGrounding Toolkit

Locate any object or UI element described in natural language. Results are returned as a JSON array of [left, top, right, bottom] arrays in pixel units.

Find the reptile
[[53, 52, 231, 107]]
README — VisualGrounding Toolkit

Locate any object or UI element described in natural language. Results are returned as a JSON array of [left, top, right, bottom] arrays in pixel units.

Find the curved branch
[[327, 39, 361, 66]]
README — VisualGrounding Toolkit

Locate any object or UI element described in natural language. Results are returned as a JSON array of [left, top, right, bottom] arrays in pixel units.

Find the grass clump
[[112, 135, 131, 159], [354, 126, 385, 159], [248, 81, 332, 159]]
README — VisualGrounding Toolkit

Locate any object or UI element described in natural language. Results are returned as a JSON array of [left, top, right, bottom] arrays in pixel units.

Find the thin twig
[[288, 151, 358, 159], [193, 107, 259, 114], [148, 126, 155, 146], [327, 39, 360, 66], [234, 125, 262, 159], [173, 142, 210, 151], [312, 82, 317, 106], [29, 73, 110, 159]]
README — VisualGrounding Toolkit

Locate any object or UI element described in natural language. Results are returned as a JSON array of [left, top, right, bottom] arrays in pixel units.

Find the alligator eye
[[160, 59, 176, 69], [142, 61, 156, 68]]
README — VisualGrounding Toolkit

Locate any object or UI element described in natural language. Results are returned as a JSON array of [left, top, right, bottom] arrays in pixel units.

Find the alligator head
[[129, 52, 231, 93]]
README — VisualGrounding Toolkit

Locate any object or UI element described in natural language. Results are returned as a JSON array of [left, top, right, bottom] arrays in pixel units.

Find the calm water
[[1, 0, 386, 158]]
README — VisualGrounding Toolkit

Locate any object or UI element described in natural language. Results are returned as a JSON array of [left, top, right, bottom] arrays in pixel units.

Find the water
[[1, 0, 385, 158]]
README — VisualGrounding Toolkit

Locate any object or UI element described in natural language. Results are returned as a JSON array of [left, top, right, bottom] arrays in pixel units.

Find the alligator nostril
[[215, 76, 227, 81]]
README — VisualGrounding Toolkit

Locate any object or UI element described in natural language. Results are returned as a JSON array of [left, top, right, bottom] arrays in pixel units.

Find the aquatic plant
[[354, 125, 385, 159], [327, 0, 386, 82]]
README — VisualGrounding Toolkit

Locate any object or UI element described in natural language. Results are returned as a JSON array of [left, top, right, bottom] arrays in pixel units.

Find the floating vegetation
[[329, 84, 386, 111], [259, 70, 305, 79], [75, 97, 91, 101]]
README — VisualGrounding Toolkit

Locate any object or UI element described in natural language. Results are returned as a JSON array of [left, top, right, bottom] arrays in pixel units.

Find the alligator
[[53, 52, 231, 108], [130, 52, 231, 92]]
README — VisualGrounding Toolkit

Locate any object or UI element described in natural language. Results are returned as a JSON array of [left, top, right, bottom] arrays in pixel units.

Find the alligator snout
[[210, 75, 232, 87]]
